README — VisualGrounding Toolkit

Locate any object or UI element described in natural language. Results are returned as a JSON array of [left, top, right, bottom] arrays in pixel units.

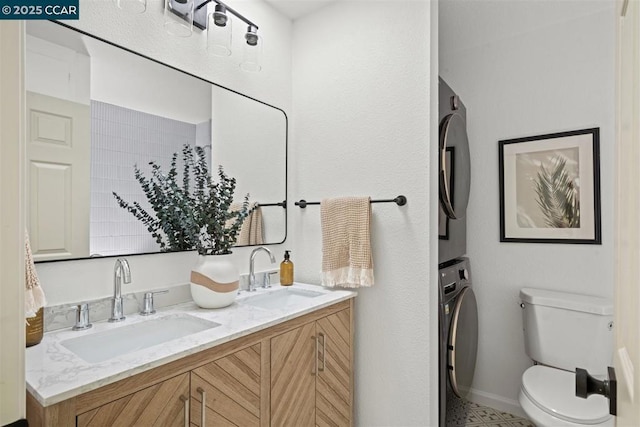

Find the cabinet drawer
[[76, 372, 189, 427]]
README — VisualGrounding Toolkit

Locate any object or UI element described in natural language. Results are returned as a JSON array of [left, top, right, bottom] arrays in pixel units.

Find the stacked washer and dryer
[[438, 78, 478, 426]]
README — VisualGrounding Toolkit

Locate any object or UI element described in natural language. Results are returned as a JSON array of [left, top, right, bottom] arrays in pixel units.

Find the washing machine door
[[439, 113, 471, 220], [448, 286, 478, 398]]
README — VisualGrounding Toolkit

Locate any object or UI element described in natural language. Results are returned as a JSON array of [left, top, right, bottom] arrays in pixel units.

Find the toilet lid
[[522, 366, 611, 424]]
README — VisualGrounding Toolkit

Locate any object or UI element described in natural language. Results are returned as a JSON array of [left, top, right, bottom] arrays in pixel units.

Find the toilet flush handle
[[575, 366, 617, 416]]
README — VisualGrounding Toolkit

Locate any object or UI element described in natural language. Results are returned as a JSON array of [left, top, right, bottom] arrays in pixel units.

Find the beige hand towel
[[230, 202, 264, 246], [321, 197, 374, 288], [25, 230, 46, 318]]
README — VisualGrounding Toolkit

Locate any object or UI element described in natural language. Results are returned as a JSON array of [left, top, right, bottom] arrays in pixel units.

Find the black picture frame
[[499, 128, 601, 244]]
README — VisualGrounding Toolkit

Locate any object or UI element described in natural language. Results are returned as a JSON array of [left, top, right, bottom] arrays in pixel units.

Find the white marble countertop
[[26, 283, 356, 407]]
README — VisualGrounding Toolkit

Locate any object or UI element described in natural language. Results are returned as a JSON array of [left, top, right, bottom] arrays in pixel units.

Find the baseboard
[[466, 387, 527, 419]]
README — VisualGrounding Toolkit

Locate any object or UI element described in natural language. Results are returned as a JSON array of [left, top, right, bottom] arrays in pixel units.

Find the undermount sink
[[61, 314, 220, 363], [241, 287, 323, 310]]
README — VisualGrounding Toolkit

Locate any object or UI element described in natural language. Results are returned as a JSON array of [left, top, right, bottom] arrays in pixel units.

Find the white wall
[[211, 85, 287, 243], [86, 36, 211, 124], [439, 0, 615, 415], [36, 0, 292, 305], [292, 2, 436, 425], [25, 34, 90, 105]]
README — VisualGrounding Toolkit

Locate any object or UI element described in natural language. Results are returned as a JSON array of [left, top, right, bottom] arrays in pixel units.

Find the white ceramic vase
[[190, 254, 239, 308]]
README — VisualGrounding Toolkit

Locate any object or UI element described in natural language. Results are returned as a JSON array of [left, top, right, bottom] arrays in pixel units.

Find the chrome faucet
[[72, 303, 92, 331], [249, 247, 276, 292], [109, 258, 131, 322]]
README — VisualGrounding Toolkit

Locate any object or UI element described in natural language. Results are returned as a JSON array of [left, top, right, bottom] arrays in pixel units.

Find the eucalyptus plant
[[113, 145, 251, 255], [533, 156, 580, 228]]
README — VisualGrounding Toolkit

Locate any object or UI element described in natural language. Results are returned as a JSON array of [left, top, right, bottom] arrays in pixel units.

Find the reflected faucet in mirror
[[109, 258, 131, 323]]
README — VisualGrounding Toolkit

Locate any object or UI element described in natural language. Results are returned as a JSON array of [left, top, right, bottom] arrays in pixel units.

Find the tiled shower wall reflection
[[90, 101, 208, 257]]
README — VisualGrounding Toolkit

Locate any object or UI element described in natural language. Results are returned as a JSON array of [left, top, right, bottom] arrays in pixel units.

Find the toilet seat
[[521, 365, 611, 425]]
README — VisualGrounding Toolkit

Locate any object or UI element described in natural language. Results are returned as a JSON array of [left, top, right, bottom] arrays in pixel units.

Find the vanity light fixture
[[245, 24, 258, 46], [207, 3, 232, 56], [163, 0, 194, 38], [164, 0, 263, 71], [211, 3, 228, 26], [240, 24, 262, 72]]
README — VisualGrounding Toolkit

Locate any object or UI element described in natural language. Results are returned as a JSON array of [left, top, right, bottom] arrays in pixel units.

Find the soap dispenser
[[280, 250, 294, 286]]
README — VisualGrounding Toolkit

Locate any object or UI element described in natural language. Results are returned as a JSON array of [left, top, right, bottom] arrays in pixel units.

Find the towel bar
[[295, 195, 407, 209], [257, 201, 287, 208]]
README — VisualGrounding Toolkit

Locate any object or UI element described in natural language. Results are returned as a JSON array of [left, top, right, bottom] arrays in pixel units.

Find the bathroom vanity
[[26, 284, 355, 426]]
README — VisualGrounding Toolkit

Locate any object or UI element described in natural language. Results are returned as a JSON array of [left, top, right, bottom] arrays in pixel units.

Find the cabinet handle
[[197, 387, 206, 426], [312, 335, 318, 375], [319, 332, 326, 372], [180, 395, 189, 427]]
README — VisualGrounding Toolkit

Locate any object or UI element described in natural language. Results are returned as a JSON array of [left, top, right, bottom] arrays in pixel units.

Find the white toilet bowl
[[519, 365, 613, 427]]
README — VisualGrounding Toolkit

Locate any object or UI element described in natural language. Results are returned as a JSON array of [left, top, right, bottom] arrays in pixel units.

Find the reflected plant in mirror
[[113, 145, 253, 255]]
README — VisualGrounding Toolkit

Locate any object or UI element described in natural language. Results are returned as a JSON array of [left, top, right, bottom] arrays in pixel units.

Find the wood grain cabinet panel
[[270, 322, 317, 427], [270, 309, 352, 427], [76, 372, 189, 427], [191, 343, 262, 427], [316, 310, 351, 427]]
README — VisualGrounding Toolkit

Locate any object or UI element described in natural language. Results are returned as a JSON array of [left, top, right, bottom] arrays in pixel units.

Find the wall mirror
[[25, 21, 287, 262]]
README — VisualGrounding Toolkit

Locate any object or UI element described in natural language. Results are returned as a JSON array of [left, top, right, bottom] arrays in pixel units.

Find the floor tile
[[446, 397, 535, 427]]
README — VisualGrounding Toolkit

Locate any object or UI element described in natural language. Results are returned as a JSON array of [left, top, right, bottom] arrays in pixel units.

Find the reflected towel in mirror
[[230, 202, 264, 246]]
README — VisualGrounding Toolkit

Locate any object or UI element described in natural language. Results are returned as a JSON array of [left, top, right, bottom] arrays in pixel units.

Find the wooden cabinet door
[[191, 343, 262, 427], [270, 321, 317, 427], [76, 372, 189, 427], [316, 309, 352, 427]]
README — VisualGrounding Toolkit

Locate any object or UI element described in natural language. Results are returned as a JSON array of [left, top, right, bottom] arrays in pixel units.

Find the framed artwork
[[499, 128, 601, 244]]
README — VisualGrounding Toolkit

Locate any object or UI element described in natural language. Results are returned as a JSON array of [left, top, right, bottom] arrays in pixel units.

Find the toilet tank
[[520, 288, 613, 375]]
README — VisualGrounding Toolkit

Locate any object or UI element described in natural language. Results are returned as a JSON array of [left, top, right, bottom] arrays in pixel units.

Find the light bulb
[[164, 0, 194, 38], [207, 4, 232, 56], [240, 29, 262, 72]]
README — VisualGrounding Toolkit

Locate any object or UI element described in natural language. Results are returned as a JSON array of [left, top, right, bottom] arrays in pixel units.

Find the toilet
[[518, 288, 614, 427]]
